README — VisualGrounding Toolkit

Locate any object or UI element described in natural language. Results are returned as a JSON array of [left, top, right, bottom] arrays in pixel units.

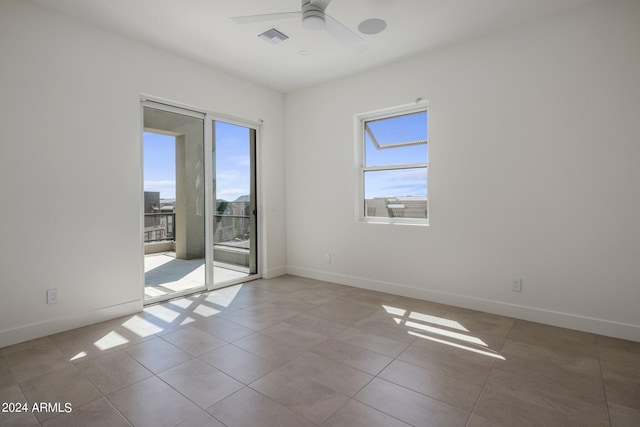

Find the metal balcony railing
[[144, 212, 175, 242]]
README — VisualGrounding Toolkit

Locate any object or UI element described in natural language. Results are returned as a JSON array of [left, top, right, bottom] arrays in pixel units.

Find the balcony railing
[[144, 212, 175, 242], [214, 214, 250, 249]]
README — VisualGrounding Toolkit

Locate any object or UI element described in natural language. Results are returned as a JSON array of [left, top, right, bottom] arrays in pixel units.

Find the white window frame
[[355, 101, 429, 225]]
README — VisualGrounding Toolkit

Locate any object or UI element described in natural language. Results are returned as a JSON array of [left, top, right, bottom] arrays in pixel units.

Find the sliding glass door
[[142, 101, 259, 303], [212, 121, 258, 286]]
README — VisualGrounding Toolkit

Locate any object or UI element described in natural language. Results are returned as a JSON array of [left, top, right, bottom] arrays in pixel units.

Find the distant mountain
[[234, 195, 250, 202]]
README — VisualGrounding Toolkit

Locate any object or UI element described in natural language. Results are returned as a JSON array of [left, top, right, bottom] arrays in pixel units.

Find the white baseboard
[[0, 299, 143, 349], [263, 265, 286, 279], [286, 266, 640, 343]]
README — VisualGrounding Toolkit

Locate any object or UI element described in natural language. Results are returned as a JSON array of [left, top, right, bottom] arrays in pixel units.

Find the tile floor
[[1, 275, 639, 426]]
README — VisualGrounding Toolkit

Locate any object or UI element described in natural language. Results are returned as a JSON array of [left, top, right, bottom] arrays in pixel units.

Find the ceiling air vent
[[257, 27, 289, 45]]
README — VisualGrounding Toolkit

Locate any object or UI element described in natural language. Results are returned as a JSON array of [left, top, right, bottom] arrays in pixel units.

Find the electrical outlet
[[47, 289, 58, 304], [511, 278, 522, 292], [324, 253, 332, 263]]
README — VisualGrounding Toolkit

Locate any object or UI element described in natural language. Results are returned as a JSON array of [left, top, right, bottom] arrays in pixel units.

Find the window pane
[[365, 133, 427, 167], [364, 168, 427, 219], [366, 111, 427, 144], [365, 111, 427, 167]]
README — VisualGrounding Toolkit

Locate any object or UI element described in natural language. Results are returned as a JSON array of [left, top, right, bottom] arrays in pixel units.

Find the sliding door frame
[[140, 95, 262, 304]]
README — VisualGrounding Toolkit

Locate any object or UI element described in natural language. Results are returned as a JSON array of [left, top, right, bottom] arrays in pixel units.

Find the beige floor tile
[[123, 336, 193, 374], [158, 359, 243, 408], [437, 310, 514, 349], [283, 313, 348, 337], [279, 286, 349, 306], [161, 325, 227, 356], [1, 337, 53, 355], [324, 399, 411, 427], [493, 352, 605, 404], [176, 410, 225, 427], [4, 340, 71, 383], [197, 288, 243, 311], [609, 402, 640, 427], [108, 376, 200, 427], [355, 378, 469, 427], [280, 351, 373, 396], [0, 384, 39, 427], [597, 335, 640, 355], [192, 317, 255, 342], [199, 344, 279, 384], [311, 338, 393, 375], [407, 314, 507, 352], [506, 320, 599, 359], [0, 355, 17, 388], [602, 361, 640, 411], [598, 337, 640, 370], [398, 339, 497, 386], [40, 398, 130, 427], [334, 328, 409, 357], [140, 304, 198, 335], [208, 387, 317, 427], [250, 367, 350, 424], [50, 325, 144, 362], [508, 319, 594, 340], [301, 277, 354, 290], [379, 359, 482, 411], [260, 298, 317, 314], [20, 365, 102, 422], [353, 316, 417, 344], [375, 304, 468, 333], [341, 288, 398, 305], [221, 304, 302, 330], [446, 307, 515, 329], [76, 351, 153, 394], [233, 333, 305, 364], [175, 410, 225, 427], [387, 296, 454, 317], [258, 276, 317, 294], [466, 413, 509, 427], [306, 299, 380, 326], [261, 322, 328, 349], [501, 337, 601, 374], [473, 370, 610, 427], [217, 286, 282, 309]]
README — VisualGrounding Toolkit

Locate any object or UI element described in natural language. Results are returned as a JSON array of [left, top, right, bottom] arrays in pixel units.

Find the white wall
[[285, 0, 640, 341], [0, 0, 286, 347]]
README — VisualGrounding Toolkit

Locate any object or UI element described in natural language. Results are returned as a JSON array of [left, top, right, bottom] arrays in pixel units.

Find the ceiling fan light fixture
[[302, 13, 325, 31]]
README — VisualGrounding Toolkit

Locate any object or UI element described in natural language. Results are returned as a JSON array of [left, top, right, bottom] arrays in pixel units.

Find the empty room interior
[[1, 0, 639, 426]]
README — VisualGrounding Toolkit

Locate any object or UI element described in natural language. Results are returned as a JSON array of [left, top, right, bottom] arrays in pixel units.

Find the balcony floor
[[144, 252, 248, 300]]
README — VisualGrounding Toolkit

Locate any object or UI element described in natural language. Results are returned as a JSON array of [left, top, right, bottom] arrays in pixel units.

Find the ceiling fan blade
[[310, 0, 332, 10], [325, 14, 366, 49], [231, 12, 300, 24]]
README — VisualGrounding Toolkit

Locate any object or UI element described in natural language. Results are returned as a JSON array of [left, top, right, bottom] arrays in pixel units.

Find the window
[[357, 103, 428, 224]]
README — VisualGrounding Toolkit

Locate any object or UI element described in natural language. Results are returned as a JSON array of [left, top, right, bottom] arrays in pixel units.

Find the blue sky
[[214, 122, 251, 201], [143, 121, 251, 201], [143, 132, 176, 198]]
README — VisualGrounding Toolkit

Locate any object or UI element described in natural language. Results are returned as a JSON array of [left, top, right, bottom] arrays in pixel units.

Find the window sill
[[359, 217, 429, 227]]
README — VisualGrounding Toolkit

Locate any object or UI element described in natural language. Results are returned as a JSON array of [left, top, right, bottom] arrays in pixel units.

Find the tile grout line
[[463, 319, 515, 427], [595, 338, 614, 427]]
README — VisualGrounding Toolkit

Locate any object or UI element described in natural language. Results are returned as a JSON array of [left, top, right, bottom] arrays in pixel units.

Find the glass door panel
[[143, 105, 206, 303], [212, 120, 257, 286]]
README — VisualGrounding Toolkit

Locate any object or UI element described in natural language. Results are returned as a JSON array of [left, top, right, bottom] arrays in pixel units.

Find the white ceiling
[[31, 0, 599, 93]]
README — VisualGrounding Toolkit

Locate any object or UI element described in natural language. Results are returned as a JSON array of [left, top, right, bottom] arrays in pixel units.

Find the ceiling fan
[[231, 0, 366, 49]]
